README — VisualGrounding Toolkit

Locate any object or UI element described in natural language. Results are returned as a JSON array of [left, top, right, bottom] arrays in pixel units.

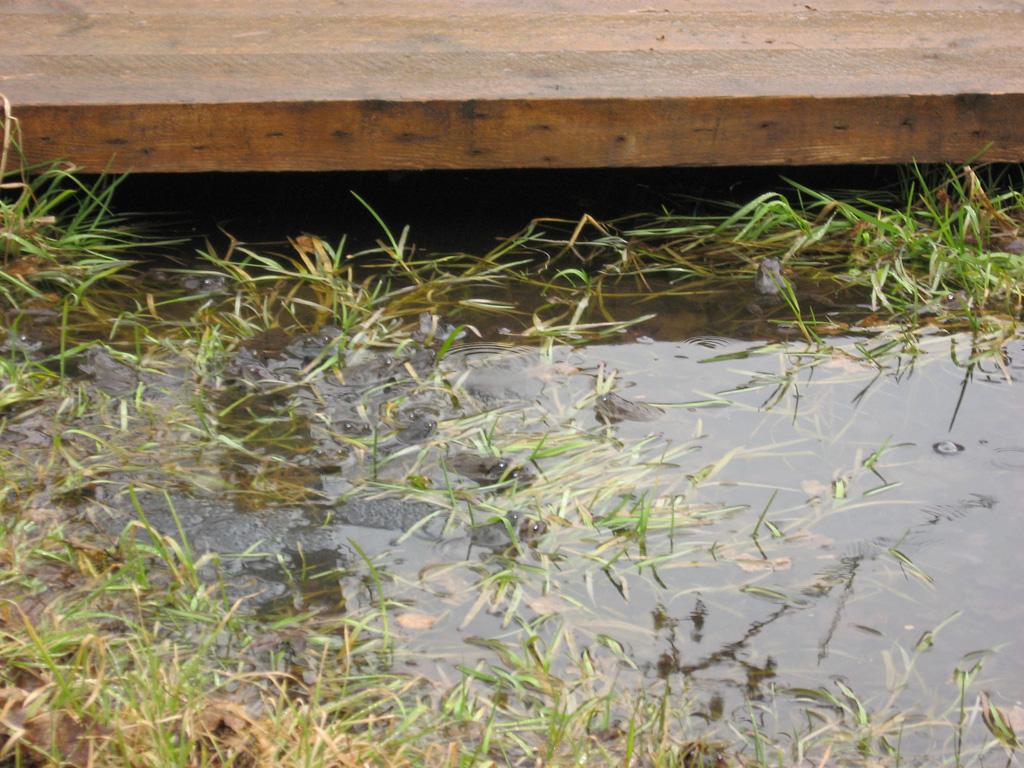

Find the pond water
[[2, 265, 1021, 763]]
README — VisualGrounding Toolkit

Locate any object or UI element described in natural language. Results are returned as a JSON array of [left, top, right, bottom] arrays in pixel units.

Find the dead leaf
[[526, 594, 566, 615], [1002, 238, 1024, 254], [396, 612, 438, 631], [0, 688, 107, 767], [4, 256, 48, 279], [822, 352, 869, 374], [785, 530, 834, 548], [199, 699, 251, 736], [735, 556, 792, 573], [419, 568, 473, 606], [1006, 705, 1024, 733], [27, 712, 99, 767], [980, 692, 1021, 749], [197, 698, 268, 758], [291, 234, 323, 257], [801, 480, 831, 498]]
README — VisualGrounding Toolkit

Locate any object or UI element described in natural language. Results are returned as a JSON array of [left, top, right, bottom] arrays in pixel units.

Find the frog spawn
[[215, 323, 454, 486], [70, 307, 654, 599], [222, 325, 346, 389]]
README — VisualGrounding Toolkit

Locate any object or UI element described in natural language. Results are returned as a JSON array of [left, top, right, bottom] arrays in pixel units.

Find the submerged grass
[[2, 99, 1023, 765]]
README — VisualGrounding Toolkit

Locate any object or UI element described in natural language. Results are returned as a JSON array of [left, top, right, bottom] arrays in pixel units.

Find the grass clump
[[0, 512, 442, 766], [524, 164, 1024, 323], [1, 95, 165, 307]]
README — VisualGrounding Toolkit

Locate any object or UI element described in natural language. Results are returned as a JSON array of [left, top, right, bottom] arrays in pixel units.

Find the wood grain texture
[[2, 0, 1023, 171], [8, 0, 1021, 14], [6, 11, 1021, 54]]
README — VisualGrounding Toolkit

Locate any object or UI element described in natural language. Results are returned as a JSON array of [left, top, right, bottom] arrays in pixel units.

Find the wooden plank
[[16, 95, 1022, 172], [5, 49, 1021, 103], [8, 0, 1020, 14], [6, 11, 1021, 54], [2, 0, 1023, 171]]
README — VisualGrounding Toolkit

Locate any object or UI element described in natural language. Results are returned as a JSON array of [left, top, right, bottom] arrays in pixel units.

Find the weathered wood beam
[[3, 1, 1023, 171]]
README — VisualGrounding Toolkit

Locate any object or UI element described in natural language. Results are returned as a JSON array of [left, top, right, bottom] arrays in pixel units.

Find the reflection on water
[[577, 332, 1024, 749], [2, 286, 1022, 760]]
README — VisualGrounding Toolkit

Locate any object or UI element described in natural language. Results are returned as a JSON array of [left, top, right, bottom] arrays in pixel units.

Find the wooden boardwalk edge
[[15, 93, 1024, 173]]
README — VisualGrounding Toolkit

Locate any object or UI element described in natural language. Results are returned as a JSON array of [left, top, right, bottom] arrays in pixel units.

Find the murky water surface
[[2, 271, 1022, 760]]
